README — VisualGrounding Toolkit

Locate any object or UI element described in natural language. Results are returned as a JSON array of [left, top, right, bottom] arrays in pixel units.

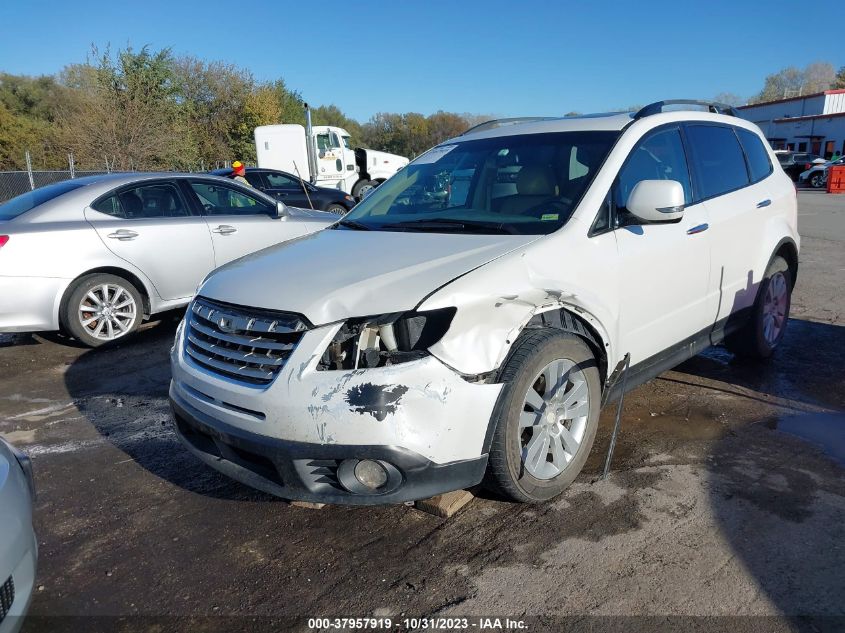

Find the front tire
[[484, 330, 601, 503], [725, 256, 792, 359], [351, 179, 376, 201], [62, 274, 143, 347], [326, 203, 347, 214]]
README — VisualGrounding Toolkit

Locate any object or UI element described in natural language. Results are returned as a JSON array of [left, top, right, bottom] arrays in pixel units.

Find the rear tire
[[484, 330, 601, 503], [62, 274, 143, 347], [725, 256, 791, 359], [809, 172, 825, 188], [326, 203, 347, 214]]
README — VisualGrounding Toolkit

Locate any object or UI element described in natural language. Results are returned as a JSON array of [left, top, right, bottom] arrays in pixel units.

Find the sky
[[1, 0, 842, 122]]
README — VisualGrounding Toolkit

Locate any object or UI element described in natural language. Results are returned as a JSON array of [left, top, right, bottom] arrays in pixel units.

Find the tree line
[[1, 45, 843, 172]]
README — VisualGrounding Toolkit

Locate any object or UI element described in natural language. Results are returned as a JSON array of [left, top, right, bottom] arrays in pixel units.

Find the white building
[[738, 89, 845, 158]]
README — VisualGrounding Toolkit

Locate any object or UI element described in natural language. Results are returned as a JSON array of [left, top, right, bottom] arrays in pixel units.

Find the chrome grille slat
[[189, 319, 295, 352], [185, 346, 276, 381], [185, 297, 308, 386], [187, 333, 287, 367]]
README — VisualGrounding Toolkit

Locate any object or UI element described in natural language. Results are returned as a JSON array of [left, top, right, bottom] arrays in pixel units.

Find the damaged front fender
[[419, 219, 620, 378]]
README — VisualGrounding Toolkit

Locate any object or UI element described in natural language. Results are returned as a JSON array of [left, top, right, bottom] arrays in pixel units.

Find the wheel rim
[[762, 271, 788, 346], [78, 283, 137, 341], [357, 183, 374, 198], [811, 174, 822, 187], [519, 358, 590, 480]]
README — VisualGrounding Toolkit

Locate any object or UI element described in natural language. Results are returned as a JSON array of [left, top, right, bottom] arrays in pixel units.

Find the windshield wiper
[[334, 218, 371, 231], [380, 218, 517, 234]]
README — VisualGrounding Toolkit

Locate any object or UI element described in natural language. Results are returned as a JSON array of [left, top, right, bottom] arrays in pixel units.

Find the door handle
[[107, 229, 138, 240], [756, 199, 772, 208], [212, 225, 237, 235], [686, 223, 709, 235]]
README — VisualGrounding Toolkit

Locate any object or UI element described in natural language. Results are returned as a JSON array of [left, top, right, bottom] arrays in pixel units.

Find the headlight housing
[[317, 307, 456, 371]]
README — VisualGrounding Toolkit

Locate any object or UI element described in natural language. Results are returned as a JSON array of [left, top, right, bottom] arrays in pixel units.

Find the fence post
[[68, 152, 76, 178], [25, 151, 35, 190]]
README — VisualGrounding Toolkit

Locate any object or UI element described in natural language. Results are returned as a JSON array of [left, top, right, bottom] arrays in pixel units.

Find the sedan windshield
[[340, 131, 618, 235], [0, 180, 88, 221]]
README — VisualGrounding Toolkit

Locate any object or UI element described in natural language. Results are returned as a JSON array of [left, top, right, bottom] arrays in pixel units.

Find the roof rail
[[461, 117, 558, 135], [634, 100, 740, 120]]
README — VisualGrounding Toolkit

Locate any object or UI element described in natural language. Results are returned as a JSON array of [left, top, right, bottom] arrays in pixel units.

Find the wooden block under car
[[289, 500, 326, 510], [414, 489, 474, 518]]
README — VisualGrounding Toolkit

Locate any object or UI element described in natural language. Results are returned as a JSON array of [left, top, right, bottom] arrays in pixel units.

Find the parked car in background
[[799, 155, 845, 188], [0, 174, 336, 346], [0, 437, 36, 633], [776, 151, 825, 181], [211, 167, 355, 214], [170, 100, 798, 506]]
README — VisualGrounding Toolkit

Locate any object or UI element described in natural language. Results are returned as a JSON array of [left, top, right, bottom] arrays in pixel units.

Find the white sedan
[[799, 155, 845, 188], [0, 174, 335, 346], [0, 437, 36, 633]]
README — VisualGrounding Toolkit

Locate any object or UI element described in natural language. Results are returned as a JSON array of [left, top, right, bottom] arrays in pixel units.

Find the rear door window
[[736, 128, 773, 183], [685, 125, 750, 200], [264, 172, 300, 189], [92, 183, 190, 220]]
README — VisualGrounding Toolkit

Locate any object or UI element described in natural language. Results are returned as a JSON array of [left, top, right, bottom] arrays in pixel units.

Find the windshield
[[340, 131, 618, 235], [0, 180, 88, 221]]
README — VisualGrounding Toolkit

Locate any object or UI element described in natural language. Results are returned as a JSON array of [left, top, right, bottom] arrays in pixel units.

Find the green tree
[[750, 62, 836, 103], [834, 66, 845, 89]]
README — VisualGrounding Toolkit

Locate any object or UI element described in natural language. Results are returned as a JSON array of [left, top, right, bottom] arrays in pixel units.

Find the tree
[[58, 45, 181, 170], [750, 62, 836, 103], [834, 66, 845, 89], [712, 92, 744, 107]]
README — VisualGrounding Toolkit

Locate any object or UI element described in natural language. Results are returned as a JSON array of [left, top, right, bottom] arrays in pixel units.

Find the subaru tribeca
[[169, 100, 798, 504]]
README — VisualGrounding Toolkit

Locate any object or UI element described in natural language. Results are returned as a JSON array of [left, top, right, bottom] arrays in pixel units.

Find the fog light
[[354, 459, 388, 489]]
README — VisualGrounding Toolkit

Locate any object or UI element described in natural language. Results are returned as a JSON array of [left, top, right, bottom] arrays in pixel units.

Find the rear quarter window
[[736, 129, 773, 183], [685, 125, 750, 200], [0, 180, 87, 221]]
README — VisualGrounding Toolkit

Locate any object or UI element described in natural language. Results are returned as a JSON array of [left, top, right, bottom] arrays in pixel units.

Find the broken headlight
[[317, 307, 456, 371]]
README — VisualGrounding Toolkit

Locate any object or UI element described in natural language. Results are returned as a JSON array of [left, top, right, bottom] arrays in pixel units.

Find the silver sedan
[[0, 173, 335, 346]]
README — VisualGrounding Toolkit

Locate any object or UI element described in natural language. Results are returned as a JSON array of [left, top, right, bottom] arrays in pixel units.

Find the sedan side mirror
[[275, 200, 290, 218], [626, 180, 685, 223]]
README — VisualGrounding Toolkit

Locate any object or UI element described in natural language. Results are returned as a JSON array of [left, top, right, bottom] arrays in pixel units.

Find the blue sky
[[1, 0, 842, 121]]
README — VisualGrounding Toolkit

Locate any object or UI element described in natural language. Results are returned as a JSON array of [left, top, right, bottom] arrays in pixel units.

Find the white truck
[[255, 105, 409, 200]]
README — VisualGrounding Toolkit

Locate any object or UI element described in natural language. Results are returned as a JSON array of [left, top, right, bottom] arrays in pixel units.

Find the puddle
[[769, 412, 845, 466]]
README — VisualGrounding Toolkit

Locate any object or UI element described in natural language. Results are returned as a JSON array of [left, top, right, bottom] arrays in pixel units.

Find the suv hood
[[199, 228, 539, 325]]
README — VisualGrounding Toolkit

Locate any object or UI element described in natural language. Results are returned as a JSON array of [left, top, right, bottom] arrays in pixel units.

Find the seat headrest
[[516, 165, 556, 196], [120, 192, 143, 217]]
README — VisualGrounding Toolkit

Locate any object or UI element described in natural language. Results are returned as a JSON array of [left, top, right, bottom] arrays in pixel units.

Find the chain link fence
[[0, 170, 110, 204]]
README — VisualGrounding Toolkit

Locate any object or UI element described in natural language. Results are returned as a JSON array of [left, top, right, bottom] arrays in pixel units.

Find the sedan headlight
[[317, 307, 456, 371], [1, 437, 36, 501]]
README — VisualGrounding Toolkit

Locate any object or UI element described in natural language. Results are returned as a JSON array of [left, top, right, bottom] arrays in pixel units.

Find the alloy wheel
[[78, 283, 138, 342]]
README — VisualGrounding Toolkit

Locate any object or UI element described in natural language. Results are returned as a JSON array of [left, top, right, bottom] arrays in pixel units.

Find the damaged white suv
[[169, 100, 798, 504]]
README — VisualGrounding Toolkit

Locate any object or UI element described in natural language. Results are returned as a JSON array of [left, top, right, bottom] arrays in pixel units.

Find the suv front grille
[[0, 576, 14, 624], [185, 297, 309, 386]]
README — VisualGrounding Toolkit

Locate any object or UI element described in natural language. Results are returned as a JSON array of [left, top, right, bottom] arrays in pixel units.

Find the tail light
[[0, 236, 8, 249], [805, 163, 811, 170]]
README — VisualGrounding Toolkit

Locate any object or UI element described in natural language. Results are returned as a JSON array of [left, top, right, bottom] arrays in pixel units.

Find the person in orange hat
[[230, 161, 251, 187]]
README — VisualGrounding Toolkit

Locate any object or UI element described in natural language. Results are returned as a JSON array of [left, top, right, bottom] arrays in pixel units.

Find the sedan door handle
[[107, 229, 138, 241], [212, 225, 237, 235], [756, 199, 772, 208], [686, 223, 709, 235]]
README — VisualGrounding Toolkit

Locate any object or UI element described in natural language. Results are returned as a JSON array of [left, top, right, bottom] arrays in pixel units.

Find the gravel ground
[[1, 192, 843, 633]]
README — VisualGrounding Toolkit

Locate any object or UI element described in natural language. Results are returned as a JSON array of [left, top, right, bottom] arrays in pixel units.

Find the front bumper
[[171, 394, 488, 505], [169, 318, 503, 504], [0, 276, 69, 332]]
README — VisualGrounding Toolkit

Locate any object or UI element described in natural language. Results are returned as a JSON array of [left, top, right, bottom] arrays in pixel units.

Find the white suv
[[169, 101, 798, 504]]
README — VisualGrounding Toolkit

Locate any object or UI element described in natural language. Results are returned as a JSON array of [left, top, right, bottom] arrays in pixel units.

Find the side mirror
[[275, 200, 290, 218], [626, 180, 685, 223]]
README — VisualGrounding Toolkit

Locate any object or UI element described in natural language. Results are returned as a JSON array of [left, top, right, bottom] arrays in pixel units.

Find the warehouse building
[[738, 89, 845, 158]]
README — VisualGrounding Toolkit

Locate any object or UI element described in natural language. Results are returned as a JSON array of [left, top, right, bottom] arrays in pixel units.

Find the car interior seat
[[495, 164, 559, 216]]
